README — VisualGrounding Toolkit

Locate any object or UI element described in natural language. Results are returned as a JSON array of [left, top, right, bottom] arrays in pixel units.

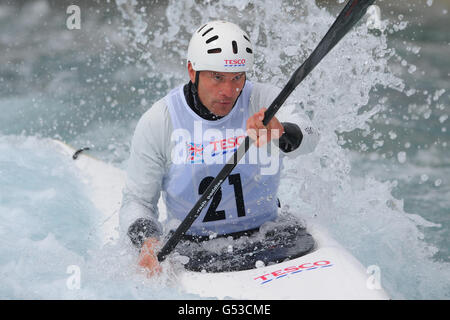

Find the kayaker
[[119, 20, 320, 276]]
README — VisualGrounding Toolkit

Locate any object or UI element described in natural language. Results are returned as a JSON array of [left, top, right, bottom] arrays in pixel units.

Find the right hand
[[246, 108, 284, 147], [138, 238, 162, 277]]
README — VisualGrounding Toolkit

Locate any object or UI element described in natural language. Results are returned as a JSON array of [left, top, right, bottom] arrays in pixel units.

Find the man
[[120, 20, 320, 275]]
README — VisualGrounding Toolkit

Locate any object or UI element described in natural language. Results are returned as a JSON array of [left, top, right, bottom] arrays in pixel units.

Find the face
[[188, 62, 246, 117]]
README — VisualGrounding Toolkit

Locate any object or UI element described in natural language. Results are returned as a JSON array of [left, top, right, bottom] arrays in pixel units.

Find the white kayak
[[53, 139, 389, 300]]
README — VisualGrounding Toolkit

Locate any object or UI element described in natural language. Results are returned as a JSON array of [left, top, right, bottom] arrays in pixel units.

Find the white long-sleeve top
[[119, 81, 320, 242]]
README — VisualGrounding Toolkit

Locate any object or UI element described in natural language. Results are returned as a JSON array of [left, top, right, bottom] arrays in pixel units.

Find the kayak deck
[[174, 218, 315, 272]]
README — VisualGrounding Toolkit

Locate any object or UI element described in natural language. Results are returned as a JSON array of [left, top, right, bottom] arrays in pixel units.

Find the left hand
[[138, 238, 162, 277], [246, 108, 284, 147]]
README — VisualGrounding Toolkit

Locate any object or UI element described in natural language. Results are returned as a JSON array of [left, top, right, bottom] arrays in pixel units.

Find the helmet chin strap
[[195, 71, 200, 90], [191, 71, 205, 112]]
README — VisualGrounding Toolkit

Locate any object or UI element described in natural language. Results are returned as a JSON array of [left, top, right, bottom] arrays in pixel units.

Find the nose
[[219, 80, 235, 98]]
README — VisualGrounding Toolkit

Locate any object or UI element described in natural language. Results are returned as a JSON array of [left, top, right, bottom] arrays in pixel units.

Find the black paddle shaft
[[157, 0, 375, 262]]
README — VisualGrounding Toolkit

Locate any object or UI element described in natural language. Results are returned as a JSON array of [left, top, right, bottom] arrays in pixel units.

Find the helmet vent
[[206, 35, 218, 44], [207, 48, 222, 54], [243, 35, 250, 42], [232, 41, 238, 54], [246, 48, 253, 54], [202, 27, 214, 37], [197, 24, 207, 33]]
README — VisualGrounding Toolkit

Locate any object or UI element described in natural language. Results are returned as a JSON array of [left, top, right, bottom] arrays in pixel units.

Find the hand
[[246, 108, 284, 147], [138, 238, 162, 277]]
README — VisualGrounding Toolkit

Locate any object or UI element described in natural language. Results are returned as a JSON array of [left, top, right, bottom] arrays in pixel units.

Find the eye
[[212, 73, 223, 81]]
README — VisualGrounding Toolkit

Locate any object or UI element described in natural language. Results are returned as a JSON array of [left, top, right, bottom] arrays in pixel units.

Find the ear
[[187, 62, 196, 83]]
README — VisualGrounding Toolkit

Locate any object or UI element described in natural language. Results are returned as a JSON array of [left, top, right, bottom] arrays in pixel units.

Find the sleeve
[[119, 99, 172, 247], [278, 122, 303, 152], [249, 82, 320, 158]]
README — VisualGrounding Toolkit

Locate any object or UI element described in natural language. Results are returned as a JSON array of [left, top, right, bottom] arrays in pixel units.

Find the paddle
[[157, 0, 375, 262]]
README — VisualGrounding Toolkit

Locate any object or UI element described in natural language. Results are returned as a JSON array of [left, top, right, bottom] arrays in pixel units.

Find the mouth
[[211, 99, 235, 115], [217, 100, 233, 106]]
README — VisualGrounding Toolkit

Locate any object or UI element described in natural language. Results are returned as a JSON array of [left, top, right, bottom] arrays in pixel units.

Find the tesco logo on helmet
[[224, 59, 246, 66]]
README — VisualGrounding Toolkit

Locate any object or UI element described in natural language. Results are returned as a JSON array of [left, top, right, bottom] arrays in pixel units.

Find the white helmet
[[187, 20, 254, 73]]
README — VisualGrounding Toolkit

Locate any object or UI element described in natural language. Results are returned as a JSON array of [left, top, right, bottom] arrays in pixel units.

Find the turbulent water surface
[[0, 0, 449, 299]]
